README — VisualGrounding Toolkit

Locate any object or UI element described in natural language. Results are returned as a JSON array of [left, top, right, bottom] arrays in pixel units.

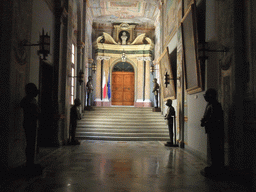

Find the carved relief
[[13, 0, 33, 65]]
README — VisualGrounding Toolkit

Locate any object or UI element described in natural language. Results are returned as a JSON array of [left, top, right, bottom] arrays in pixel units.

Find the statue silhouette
[[201, 88, 224, 173]]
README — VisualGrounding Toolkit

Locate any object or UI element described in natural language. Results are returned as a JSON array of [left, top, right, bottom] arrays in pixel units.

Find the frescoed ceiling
[[87, 0, 160, 26]]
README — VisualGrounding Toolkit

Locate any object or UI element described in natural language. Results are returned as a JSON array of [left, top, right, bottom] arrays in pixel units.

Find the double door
[[112, 72, 134, 105]]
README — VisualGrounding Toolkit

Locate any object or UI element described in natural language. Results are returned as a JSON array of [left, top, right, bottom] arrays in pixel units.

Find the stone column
[[136, 59, 144, 107], [58, 9, 68, 145], [48, 4, 63, 147], [77, 41, 85, 111], [95, 58, 102, 106], [144, 59, 151, 107]]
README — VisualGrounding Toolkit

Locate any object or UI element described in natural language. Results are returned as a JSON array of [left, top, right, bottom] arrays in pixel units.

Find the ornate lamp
[[23, 28, 50, 60], [150, 64, 155, 75], [164, 72, 181, 88], [38, 29, 50, 60], [78, 70, 84, 85], [87, 59, 97, 73], [164, 72, 170, 88], [91, 62, 96, 73]]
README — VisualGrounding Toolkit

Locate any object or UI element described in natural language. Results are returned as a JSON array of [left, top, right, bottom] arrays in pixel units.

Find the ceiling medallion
[[120, 23, 129, 30]]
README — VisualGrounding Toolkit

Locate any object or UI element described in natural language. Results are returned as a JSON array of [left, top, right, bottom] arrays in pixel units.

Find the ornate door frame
[[110, 59, 137, 106], [112, 71, 134, 105]]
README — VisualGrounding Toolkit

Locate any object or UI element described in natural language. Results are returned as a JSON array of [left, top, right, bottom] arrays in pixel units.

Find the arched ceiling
[[87, 0, 160, 26]]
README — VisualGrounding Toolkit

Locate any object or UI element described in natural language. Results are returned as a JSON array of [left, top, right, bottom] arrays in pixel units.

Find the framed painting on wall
[[181, 3, 202, 94], [158, 47, 176, 101], [163, 0, 179, 48]]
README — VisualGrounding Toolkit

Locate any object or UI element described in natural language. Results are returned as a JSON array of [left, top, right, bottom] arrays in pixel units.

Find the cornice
[[94, 43, 153, 51], [95, 49, 153, 56]]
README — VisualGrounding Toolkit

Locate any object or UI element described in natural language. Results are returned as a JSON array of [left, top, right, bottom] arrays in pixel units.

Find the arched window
[[113, 62, 134, 72]]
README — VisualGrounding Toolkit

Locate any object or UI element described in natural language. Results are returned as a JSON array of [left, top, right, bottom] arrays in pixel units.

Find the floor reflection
[[1, 140, 252, 192]]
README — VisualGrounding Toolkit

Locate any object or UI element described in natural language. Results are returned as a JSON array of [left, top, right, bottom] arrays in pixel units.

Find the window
[[71, 44, 76, 105], [112, 62, 134, 72]]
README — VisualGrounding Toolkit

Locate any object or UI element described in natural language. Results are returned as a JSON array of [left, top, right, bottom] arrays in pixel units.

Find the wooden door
[[112, 72, 134, 105]]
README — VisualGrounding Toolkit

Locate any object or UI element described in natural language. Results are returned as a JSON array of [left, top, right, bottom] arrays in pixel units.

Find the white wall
[[186, 92, 207, 160], [185, 0, 218, 162]]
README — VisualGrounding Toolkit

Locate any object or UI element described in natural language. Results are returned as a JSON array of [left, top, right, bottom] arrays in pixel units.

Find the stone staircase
[[76, 107, 170, 141]]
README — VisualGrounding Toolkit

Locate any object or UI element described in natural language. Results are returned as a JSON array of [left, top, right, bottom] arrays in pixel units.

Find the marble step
[[76, 136, 169, 141], [77, 124, 167, 129], [76, 132, 169, 137], [87, 107, 153, 110], [79, 119, 166, 123], [77, 121, 167, 129], [82, 113, 163, 117], [83, 108, 160, 113], [76, 128, 168, 133], [77, 107, 169, 141]]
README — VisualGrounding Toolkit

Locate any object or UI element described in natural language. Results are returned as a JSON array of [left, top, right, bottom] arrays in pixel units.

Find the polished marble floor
[[1, 141, 252, 192]]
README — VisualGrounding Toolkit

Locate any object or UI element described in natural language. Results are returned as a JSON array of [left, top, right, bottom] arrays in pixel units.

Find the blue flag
[[107, 73, 111, 99]]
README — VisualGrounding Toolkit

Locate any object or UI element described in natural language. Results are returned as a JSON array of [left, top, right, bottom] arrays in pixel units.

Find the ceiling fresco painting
[[87, 0, 159, 25]]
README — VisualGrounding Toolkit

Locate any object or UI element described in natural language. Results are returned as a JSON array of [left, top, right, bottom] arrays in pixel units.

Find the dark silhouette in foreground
[[70, 98, 82, 145], [201, 88, 224, 176], [20, 83, 43, 177]]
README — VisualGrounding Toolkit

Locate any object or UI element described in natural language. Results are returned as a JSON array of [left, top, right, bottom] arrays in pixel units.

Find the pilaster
[[136, 59, 144, 106], [94, 59, 102, 106], [144, 60, 151, 107]]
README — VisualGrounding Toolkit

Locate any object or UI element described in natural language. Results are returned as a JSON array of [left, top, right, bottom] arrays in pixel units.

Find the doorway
[[111, 62, 134, 106], [38, 60, 53, 146]]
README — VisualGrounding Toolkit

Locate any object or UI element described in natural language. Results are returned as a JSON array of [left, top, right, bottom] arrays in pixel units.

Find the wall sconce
[[164, 72, 180, 88], [23, 28, 50, 60], [91, 62, 96, 73], [164, 72, 170, 88], [69, 70, 84, 85], [78, 70, 84, 85], [150, 60, 158, 75], [198, 41, 228, 61], [150, 64, 159, 75], [150, 64, 155, 75], [87, 59, 97, 73]]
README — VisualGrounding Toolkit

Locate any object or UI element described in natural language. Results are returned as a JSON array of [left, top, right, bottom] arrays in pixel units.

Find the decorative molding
[[120, 23, 130, 30], [96, 56, 111, 60], [14, 40, 28, 65], [96, 49, 152, 55], [137, 57, 152, 61], [102, 32, 118, 45], [131, 33, 146, 45]]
